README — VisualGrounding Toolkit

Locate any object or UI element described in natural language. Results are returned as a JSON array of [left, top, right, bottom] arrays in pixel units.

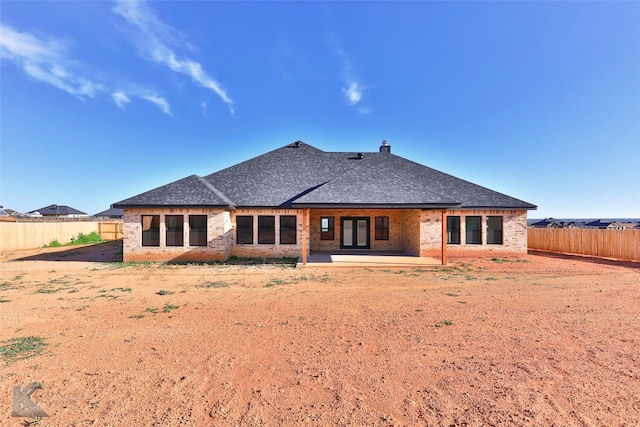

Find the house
[[529, 218, 564, 228], [28, 204, 88, 218], [94, 207, 124, 219], [113, 141, 536, 263]]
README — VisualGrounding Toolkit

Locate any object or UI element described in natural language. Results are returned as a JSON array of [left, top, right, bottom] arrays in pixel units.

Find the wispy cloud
[[335, 47, 369, 114], [0, 23, 100, 98], [0, 23, 172, 115], [342, 81, 362, 106], [113, 0, 234, 114], [112, 91, 131, 108]]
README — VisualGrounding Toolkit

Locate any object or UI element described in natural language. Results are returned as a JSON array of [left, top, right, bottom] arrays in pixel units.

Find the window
[[141, 215, 160, 247], [321, 216, 334, 240], [466, 216, 482, 244], [375, 216, 389, 240], [189, 215, 207, 246], [487, 216, 503, 245], [166, 215, 184, 246], [447, 216, 461, 244], [258, 216, 275, 244], [236, 216, 253, 244], [280, 215, 297, 244]]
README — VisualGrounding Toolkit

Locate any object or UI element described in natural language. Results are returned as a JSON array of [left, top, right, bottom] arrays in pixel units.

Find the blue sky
[[1, 1, 638, 218]]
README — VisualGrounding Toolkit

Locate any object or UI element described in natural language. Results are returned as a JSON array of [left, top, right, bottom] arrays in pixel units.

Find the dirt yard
[[0, 242, 638, 426]]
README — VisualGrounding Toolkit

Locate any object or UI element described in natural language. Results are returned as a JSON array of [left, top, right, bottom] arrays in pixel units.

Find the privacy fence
[[0, 220, 123, 251], [528, 228, 640, 262]]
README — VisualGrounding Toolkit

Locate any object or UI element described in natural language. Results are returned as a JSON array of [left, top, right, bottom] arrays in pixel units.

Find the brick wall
[[122, 208, 231, 262], [122, 207, 529, 262], [229, 208, 304, 258]]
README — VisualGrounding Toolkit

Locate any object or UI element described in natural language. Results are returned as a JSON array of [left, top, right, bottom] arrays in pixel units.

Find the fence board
[[528, 228, 640, 261], [0, 221, 123, 251]]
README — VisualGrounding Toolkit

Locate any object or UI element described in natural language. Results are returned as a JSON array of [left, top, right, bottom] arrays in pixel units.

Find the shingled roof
[[114, 141, 536, 210]]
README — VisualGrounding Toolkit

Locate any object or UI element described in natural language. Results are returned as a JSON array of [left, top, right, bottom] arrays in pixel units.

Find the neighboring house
[[28, 204, 88, 218], [113, 141, 536, 263], [530, 218, 564, 228], [94, 207, 124, 219], [584, 219, 613, 229]]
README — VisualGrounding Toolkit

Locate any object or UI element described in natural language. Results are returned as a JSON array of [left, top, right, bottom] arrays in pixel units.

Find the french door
[[340, 217, 370, 249]]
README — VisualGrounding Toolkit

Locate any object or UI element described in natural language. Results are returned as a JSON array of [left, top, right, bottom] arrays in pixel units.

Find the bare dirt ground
[[1, 242, 639, 426]]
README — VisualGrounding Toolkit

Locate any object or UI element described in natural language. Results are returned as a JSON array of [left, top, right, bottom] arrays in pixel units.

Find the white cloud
[[0, 23, 99, 98], [342, 81, 362, 106], [112, 91, 131, 108], [141, 93, 172, 116], [334, 46, 369, 113], [113, 0, 234, 114], [0, 23, 172, 114]]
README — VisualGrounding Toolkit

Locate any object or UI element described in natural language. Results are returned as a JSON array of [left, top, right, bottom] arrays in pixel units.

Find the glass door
[[341, 217, 370, 249]]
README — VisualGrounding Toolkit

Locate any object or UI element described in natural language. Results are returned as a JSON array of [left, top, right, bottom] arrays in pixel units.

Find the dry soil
[[0, 242, 638, 426]]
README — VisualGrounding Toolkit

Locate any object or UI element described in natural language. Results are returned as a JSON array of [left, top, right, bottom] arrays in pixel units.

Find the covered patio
[[297, 250, 442, 268]]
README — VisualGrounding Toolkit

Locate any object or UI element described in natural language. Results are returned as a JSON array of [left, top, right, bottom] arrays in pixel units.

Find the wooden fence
[[0, 221, 124, 251], [528, 228, 640, 262]]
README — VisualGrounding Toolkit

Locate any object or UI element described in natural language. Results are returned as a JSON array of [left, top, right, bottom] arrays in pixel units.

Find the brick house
[[113, 141, 536, 264]]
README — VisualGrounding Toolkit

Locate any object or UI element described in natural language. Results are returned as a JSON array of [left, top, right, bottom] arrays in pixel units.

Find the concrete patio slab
[[297, 251, 442, 268]]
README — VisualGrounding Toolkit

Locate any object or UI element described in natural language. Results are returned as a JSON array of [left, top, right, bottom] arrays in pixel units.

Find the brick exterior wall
[[122, 208, 232, 262], [122, 207, 529, 262], [229, 209, 305, 258]]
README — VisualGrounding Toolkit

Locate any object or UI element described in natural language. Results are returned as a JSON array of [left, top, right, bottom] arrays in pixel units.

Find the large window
[[320, 216, 334, 240], [189, 215, 207, 246], [236, 216, 253, 244], [141, 215, 160, 247], [166, 215, 184, 246], [375, 216, 389, 240], [466, 216, 482, 244], [280, 215, 297, 244], [447, 216, 461, 244], [258, 215, 275, 244], [487, 216, 503, 245]]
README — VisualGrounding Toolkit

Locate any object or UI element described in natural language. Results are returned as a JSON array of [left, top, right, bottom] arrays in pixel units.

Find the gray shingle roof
[[30, 204, 87, 216], [114, 141, 536, 210]]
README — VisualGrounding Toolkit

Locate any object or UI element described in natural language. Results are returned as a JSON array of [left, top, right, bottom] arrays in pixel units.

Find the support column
[[301, 209, 308, 265], [441, 209, 447, 266]]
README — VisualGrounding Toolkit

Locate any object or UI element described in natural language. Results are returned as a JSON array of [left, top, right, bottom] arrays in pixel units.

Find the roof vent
[[357, 152, 364, 159], [379, 140, 391, 153], [293, 141, 302, 148]]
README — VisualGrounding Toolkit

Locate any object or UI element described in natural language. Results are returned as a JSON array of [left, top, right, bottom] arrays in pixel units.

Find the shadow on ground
[[528, 250, 640, 269], [15, 241, 123, 263]]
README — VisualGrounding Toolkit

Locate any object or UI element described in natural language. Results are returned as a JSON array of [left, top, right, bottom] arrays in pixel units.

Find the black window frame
[[279, 215, 297, 245], [189, 215, 207, 247], [141, 215, 160, 247], [466, 216, 482, 245], [258, 215, 275, 244], [487, 216, 504, 245], [320, 216, 334, 240], [447, 216, 461, 244], [165, 215, 184, 247], [375, 216, 389, 240], [236, 215, 254, 244]]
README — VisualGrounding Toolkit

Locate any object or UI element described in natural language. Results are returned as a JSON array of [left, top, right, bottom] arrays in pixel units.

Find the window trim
[[258, 215, 276, 245], [465, 216, 482, 245], [279, 215, 297, 245], [165, 214, 184, 247], [374, 216, 389, 240], [320, 216, 335, 240], [189, 215, 208, 247], [236, 215, 254, 245], [487, 216, 504, 245], [447, 215, 461, 244]]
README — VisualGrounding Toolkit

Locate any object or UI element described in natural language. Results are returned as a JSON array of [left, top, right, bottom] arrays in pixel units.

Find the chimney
[[379, 140, 391, 153]]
